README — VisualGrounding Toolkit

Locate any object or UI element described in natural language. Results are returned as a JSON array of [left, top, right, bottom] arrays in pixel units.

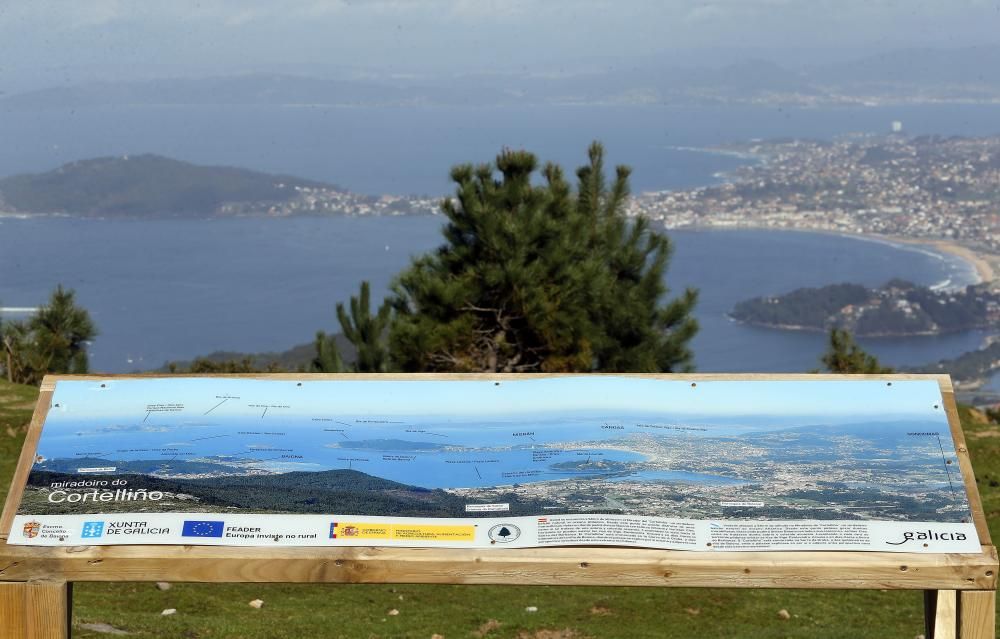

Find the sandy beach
[[885, 236, 997, 286], [680, 222, 999, 288]]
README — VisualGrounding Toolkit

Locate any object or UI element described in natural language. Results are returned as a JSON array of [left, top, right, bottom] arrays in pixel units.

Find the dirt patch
[[516, 630, 590, 639], [588, 606, 612, 616], [967, 408, 991, 424], [77, 622, 131, 635], [966, 428, 1000, 438], [471, 619, 502, 637]]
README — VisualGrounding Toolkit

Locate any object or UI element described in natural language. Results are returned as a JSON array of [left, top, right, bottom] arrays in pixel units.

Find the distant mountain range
[[0, 72, 512, 110], [4, 47, 1000, 109], [0, 154, 341, 217]]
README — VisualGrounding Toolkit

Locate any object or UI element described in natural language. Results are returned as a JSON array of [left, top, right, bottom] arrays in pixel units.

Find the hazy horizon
[[2, 1, 999, 92]]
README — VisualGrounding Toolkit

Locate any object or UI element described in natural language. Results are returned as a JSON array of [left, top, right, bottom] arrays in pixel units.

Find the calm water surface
[[0, 216, 987, 373], [2, 102, 998, 376]]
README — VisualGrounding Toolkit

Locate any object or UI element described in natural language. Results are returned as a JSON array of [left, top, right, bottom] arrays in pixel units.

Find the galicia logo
[[81, 521, 104, 539], [886, 529, 967, 546], [182, 520, 225, 538]]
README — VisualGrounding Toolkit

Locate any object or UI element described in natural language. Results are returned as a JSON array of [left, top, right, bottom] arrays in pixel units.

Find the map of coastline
[[17, 377, 972, 530]]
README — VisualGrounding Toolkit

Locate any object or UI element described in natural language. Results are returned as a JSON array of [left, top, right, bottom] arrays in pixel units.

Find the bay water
[[1, 101, 998, 378], [0, 216, 986, 374]]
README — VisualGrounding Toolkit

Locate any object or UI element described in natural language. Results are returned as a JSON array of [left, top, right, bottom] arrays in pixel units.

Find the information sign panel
[[8, 377, 978, 552]]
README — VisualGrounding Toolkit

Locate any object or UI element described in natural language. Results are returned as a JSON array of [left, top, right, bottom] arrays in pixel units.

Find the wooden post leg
[[958, 590, 995, 639], [0, 582, 28, 637], [925, 589, 958, 639], [0, 580, 71, 639]]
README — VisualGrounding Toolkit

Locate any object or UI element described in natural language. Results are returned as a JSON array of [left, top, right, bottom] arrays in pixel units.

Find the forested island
[[731, 280, 1000, 336], [0, 154, 440, 217]]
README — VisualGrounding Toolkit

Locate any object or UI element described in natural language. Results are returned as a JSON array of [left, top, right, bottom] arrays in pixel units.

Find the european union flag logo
[[81, 521, 104, 538], [182, 520, 224, 537]]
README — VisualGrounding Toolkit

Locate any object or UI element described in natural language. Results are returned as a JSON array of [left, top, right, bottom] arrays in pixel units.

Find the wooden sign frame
[[0, 373, 995, 638]]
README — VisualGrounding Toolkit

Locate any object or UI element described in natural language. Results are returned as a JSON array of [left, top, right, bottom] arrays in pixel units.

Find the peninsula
[[0, 154, 440, 218], [629, 134, 1000, 288], [731, 280, 1000, 337]]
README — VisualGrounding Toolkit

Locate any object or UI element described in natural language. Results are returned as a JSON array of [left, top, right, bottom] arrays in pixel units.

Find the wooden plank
[[935, 590, 958, 639], [941, 386, 993, 547], [24, 580, 69, 639], [0, 544, 995, 590], [0, 582, 27, 637], [958, 590, 996, 639], [0, 389, 53, 540]]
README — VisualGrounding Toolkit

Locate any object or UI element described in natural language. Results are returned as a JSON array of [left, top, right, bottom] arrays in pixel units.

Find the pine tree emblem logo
[[488, 523, 521, 543]]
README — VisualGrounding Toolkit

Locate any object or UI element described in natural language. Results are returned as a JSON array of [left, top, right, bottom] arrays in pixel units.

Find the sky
[[2, 0, 999, 89], [45, 377, 950, 420]]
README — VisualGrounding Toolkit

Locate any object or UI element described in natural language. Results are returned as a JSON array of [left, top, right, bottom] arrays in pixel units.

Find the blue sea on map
[[32, 379, 961, 492], [17, 378, 970, 527], [36, 412, 955, 490]]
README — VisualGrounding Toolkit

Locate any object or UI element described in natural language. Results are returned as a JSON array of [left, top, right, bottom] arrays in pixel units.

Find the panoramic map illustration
[[9, 377, 978, 552]]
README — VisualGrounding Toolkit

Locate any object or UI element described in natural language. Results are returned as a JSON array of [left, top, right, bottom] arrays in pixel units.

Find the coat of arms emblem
[[22, 520, 41, 539]]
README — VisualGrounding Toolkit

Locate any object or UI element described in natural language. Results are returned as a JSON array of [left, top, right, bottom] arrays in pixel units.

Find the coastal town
[[447, 427, 968, 524], [217, 184, 442, 217], [254, 133, 1000, 296], [622, 133, 1000, 395], [627, 134, 1000, 291]]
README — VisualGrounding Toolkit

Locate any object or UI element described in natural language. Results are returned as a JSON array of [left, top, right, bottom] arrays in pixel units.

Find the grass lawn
[[1, 379, 996, 638]]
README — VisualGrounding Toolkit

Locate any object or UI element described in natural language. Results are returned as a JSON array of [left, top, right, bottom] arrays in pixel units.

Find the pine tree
[[388, 143, 698, 373], [1, 318, 32, 383], [0, 285, 97, 385], [313, 281, 391, 373], [576, 143, 699, 371], [820, 328, 894, 374], [311, 331, 344, 373], [337, 281, 391, 373]]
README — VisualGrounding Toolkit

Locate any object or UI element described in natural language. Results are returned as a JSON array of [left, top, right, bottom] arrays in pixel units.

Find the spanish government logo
[[330, 523, 362, 539], [487, 523, 521, 543], [81, 521, 105, 539], [182, 520, 224, 538], [22, 520, 41, 539]]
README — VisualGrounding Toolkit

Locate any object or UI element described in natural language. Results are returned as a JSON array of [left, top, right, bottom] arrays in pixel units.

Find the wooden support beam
[[0, 580, 70, 639], [0, 582, 27, 637], [958, 590, 995, 639], [933, 590, 958, 639], [0, 543, 996, 589]]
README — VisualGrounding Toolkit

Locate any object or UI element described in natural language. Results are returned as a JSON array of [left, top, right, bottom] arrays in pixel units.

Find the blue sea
[[0, 217, 987, 374], [1, 102, 998, 382], [35, 407, 948, 491], [3, 103, 1000, 196]]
